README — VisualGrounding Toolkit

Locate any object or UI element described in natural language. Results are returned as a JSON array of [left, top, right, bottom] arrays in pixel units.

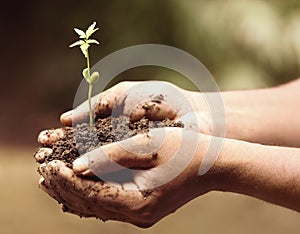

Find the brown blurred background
[[1, 0, 300, 233]]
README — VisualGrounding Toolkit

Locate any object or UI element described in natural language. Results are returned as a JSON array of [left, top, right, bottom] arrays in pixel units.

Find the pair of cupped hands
[[35, 81, 216, 228]]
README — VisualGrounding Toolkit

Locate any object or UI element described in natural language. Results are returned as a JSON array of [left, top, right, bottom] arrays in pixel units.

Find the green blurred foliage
[[1, 0, 300, 144]]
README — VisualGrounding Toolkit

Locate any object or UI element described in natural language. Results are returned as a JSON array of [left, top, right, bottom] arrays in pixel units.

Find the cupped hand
[[34, 81, 218, 227], [35, 81, 212, 166], [60, 81, 212, 134], [36, 127, 217, 228]]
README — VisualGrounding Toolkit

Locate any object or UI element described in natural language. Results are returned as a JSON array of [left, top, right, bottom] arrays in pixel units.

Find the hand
[[34, 80, 219, 227], [35, 79, 300, 226], [60, 81, 213, 134], [36, 127, 217, 228], [35, 81, 213, 165]]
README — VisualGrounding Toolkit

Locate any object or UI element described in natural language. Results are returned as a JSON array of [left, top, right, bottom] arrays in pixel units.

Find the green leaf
[[87, 39, 99, 45], [69, 40, 85, 48], [82, 68, 89, 79], [88, 71, 99, 84], [74, 28, 86, 38], [80, 43, 90, 58], [86, 22, 99, 38]]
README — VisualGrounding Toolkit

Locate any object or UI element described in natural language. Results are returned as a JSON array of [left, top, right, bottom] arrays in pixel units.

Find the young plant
[[69, 21, 100, 130]]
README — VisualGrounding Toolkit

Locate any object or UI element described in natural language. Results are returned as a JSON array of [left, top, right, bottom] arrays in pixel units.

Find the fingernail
[[73, 156, 89, 173]]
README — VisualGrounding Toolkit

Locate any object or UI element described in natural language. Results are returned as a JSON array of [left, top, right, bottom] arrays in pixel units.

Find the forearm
[[222, 83, 300, 147], [190, 79, 300, 147], [212, 138, 300, 212]]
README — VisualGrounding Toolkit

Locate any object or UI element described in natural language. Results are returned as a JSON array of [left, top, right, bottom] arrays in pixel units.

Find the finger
[[40, 162, 98, 211], [43, 161, 151, 225], [39, 178, 95, 218], [60, 94, 112, 127], [118, 81, 184, 122], [60, 95, 100, 126], [39, 177, 65, 204], [40, 170, 90, 211], [44, 160, 123, 208], [60, 82, 136, 126], [73, 129, 165, 176], [60, 81, 179, 126], [130, 101, 177, 122], [40, 175, 87, 215], [34, 148, 53, 163], [42, 182, 129, 222], [60, 110, 73, 126], [38, 128, 65, 146], [47, 160, 144, 212]]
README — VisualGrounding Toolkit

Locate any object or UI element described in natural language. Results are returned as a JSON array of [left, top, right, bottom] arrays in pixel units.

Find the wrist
[[188, 134, 226, 194], [208, 137, 269, 194], [190, 87, 284, 144], [208, 138, 300, 212], [187, 90, 258, 141], [199, 137, 254, 193]]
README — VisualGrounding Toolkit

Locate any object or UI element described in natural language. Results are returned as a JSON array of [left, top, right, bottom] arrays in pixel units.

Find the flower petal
[[69, 40, 85, 47]]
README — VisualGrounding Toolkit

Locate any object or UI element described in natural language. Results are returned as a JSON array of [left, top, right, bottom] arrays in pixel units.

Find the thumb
[[60, 92, 114, 126], [60, 82, 136, 126], [72, 131, 162, 176]]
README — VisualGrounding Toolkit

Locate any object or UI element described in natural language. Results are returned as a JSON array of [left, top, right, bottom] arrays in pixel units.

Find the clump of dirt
[[38, 116, 184, 168]]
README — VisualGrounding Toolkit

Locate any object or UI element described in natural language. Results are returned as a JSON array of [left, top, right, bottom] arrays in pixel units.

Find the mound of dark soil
[[37, 116, 184, 168]]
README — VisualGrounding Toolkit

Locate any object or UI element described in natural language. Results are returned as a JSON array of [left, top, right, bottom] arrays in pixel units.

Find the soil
[[37, 116, 184, 168], [35, 115, 183, 221]]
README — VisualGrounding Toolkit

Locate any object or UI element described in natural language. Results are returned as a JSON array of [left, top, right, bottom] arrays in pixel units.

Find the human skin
[[36, 80, 300, 227], [57, 79, 300, 147]]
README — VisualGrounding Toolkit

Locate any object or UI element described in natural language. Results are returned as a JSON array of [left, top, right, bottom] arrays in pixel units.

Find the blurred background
[[1, 0, 300, 233]]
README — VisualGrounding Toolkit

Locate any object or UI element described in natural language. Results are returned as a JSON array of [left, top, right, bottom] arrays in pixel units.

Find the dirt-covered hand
[[38, 127, 216, 228], [34, 128, 64, 163], [60, 81, 212, 134]]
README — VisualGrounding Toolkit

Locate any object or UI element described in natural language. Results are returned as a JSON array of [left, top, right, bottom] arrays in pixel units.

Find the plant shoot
[[69, 21, 100, 130]]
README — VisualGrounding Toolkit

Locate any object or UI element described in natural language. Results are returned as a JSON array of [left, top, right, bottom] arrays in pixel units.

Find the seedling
[[69, 21, 100, 130]]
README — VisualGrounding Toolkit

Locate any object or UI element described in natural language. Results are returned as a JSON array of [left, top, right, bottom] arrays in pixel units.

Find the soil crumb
[[38, 116, 183, 168]]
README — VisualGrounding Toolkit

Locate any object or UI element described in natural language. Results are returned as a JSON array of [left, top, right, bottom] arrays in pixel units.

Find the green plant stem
[[86, 50, 91, 77], [86, 50, 93, 131], [88, 83, 93, 130]]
